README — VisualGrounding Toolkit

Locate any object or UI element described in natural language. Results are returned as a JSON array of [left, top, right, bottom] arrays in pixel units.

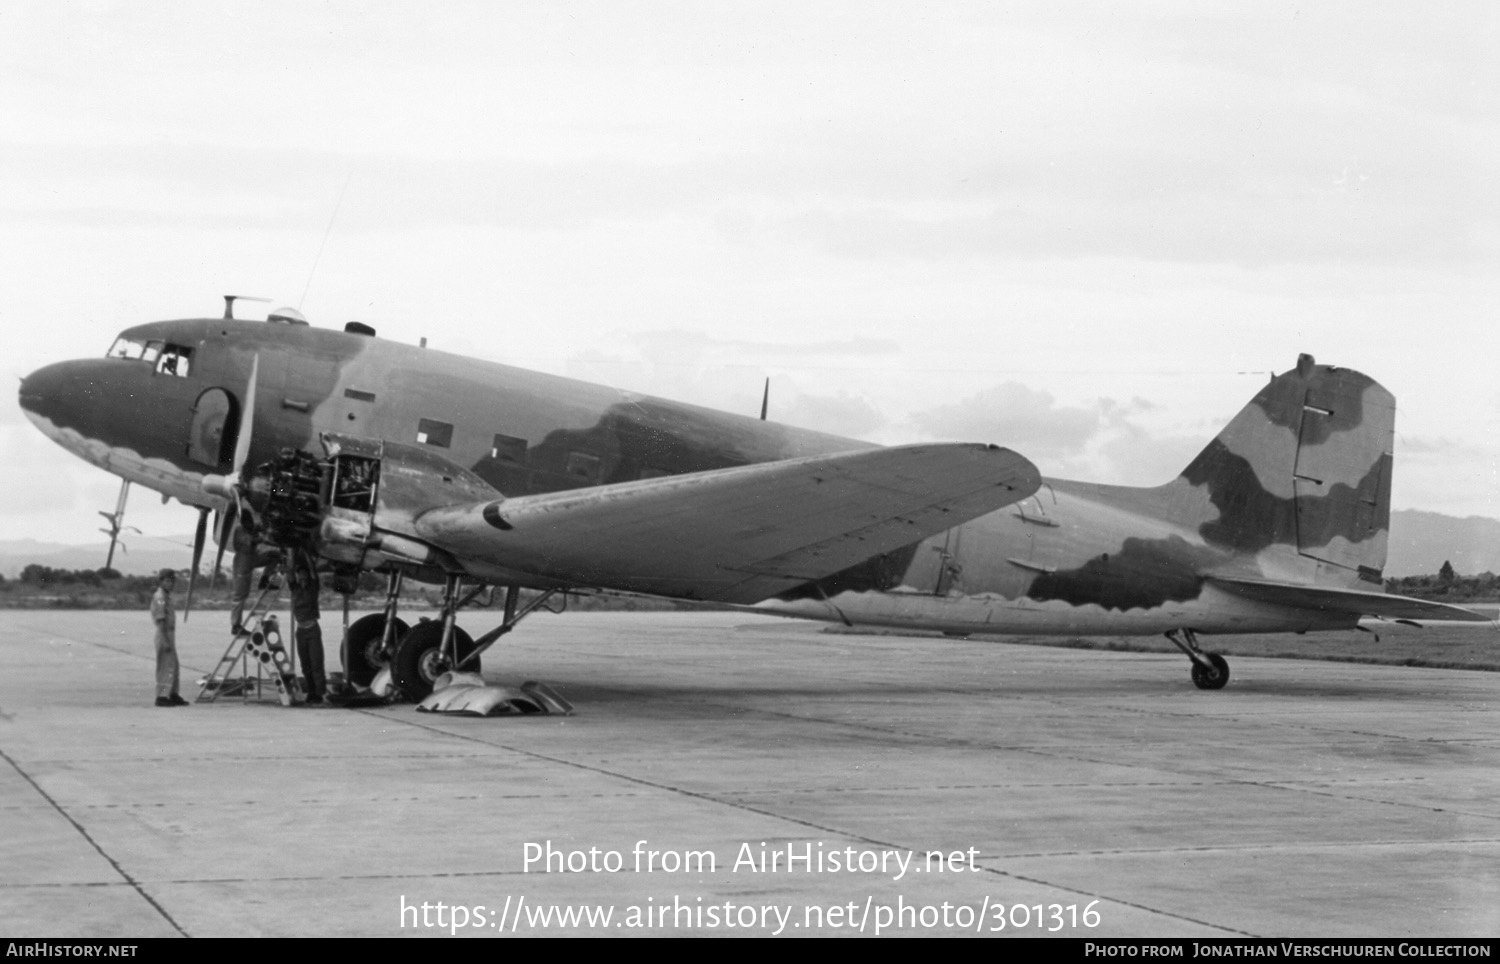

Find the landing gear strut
[[341, 570, 410, 687], [391, 573, 482, 701], [342, 613, 409, 687], [383, 573, 566, 702], [1165, 628, 1230, 690]]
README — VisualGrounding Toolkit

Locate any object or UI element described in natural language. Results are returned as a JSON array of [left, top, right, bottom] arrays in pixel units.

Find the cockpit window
[[106, 337, 166, 364], [107, 337, 146, 360], [155, 344, 193, 377]]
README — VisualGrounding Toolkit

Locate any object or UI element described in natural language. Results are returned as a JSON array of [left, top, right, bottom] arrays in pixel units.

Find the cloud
[[776, 391, 887, 439], [1397, 434, 1478, 456], [621, 329, 898, 361], [1096, 426, 1212, 487], [910, 382, 1101, 457], [906, 381, 1232, 484]]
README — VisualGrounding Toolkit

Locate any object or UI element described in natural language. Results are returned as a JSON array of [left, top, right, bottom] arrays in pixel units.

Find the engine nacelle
[[243, 433, 502, 577]]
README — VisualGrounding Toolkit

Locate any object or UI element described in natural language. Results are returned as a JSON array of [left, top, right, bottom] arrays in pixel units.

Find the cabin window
[[155, 344, 193, 377], [565, 451, 601, 480], [491, 434, 527, 463], [416, 418, 453, 448]]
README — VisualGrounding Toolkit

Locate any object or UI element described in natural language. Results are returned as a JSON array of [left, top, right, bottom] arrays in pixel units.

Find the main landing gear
[[1165, 628, 1230, 690], [342, 569, 565, 703], [341, 570, 410, 688]]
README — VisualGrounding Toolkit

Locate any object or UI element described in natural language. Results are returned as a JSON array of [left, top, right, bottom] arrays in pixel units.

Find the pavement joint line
[[716, 774, 1500, 823], [726, 775, 1450, 792], [655, 695, 1179, 763], [703, 718, 1358, 802], [0, 777, 1480, 811], [0, 869, 641, 887], [7, 833, 1500, 889], [655, 691, 1498, 773], [0, 881, 138, 890], [721, 780, 1229, 793], [996, 837, 1500, 859], [0, 744, 189, 938], [6, 752, 540, 764], [14, 621, 244, 680], [14, 624, 158, 664], [348, 706, 1255, 935], [30, 790, 650, 810], [807, 726, 1500, 820], [1258, 781, 1500, 821], [1063, 711, 1497, 747], [993, 869, 1256, 937]]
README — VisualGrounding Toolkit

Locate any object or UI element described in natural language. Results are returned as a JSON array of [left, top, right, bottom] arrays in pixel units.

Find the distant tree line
[[1386, 561, 1499, 602], [12, 565, 161, 592]]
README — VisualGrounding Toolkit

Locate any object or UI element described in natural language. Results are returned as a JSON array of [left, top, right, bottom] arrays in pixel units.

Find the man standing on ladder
[[229, 522, 281, 636]]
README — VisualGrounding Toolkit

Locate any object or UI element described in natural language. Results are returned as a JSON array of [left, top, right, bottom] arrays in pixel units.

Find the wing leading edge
[[415, 443, 1041, 604]]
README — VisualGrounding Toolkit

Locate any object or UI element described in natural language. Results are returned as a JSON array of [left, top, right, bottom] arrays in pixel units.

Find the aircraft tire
[[342, 614, 409, 687], [391, 621, 479, 701], [1190, 653, 1230, 690]]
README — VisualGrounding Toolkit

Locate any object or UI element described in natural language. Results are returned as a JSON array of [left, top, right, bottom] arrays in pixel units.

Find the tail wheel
[[341, 614, 408, 687], [1191, 653, 1230, 690], [391, 621, 479, 701]]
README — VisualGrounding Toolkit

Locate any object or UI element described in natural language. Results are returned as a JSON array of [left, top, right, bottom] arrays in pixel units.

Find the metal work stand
[[196, 581, 299, 706]]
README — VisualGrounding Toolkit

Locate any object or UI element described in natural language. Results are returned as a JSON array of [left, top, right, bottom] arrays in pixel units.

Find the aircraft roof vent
[[266, 307, 309, 326], [344, 321, 376, 337]]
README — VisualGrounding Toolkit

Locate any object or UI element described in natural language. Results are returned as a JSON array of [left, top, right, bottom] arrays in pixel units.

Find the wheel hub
[[417, 647, 450, 683], [362, 636, 389, 668]]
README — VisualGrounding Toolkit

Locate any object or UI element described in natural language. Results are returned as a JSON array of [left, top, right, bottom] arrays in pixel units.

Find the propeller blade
[[215, 500, 241, 583], [184, 507, 208, 621], [209, 508, 231, 591], [232, 354, 258, 474], [202, 353, 260, 503]]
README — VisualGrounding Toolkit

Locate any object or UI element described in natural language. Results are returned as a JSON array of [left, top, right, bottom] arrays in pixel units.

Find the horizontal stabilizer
[[416, 444, 1040, 604], [1207, 576, 1492, 623]]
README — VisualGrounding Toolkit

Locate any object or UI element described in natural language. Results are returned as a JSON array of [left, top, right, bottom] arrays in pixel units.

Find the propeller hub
[[202, 474, 235, 499]]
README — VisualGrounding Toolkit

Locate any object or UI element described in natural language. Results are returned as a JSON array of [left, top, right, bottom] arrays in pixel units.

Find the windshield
[[106, 336, 162, 363]]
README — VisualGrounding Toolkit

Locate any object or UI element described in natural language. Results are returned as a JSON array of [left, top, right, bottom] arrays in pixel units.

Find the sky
[[1, 1, 1496, 556]]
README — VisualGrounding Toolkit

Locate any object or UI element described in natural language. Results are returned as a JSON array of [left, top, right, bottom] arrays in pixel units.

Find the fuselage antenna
[[301, 170, 354, 310], [223, 295, 271, 320]]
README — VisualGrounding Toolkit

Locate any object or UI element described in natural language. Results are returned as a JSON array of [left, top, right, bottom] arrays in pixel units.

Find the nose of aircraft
[[19, 360, 61, 419], [18, 358, 110, 434]]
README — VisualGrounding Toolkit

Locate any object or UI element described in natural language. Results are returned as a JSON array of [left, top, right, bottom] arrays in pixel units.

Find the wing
[[416, 443, 1039, 604], [1207, 576, 1493, 623]]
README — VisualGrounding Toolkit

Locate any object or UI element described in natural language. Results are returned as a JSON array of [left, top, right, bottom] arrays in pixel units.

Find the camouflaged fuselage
[[21, 320, 1393, 636]]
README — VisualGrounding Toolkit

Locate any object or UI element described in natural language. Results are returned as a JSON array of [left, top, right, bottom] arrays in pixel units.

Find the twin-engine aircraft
[[19, 300, 1487, 699]]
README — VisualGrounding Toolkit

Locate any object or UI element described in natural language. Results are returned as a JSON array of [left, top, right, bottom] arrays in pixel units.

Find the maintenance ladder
[[196, 582, 300, 706]]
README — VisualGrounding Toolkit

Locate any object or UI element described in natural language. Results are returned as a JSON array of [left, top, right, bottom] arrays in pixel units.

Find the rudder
[[1176, 354, 1393, 584]]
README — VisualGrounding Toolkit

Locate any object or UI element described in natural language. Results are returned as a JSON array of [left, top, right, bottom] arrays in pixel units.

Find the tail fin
[[1176, 354, 1393, 584]]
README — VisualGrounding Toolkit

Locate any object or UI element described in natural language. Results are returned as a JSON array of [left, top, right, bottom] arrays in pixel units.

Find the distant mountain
[[1387, 510, 1500, 578], [2, 509, 1494, 581], [0, 537, 197, 580]]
